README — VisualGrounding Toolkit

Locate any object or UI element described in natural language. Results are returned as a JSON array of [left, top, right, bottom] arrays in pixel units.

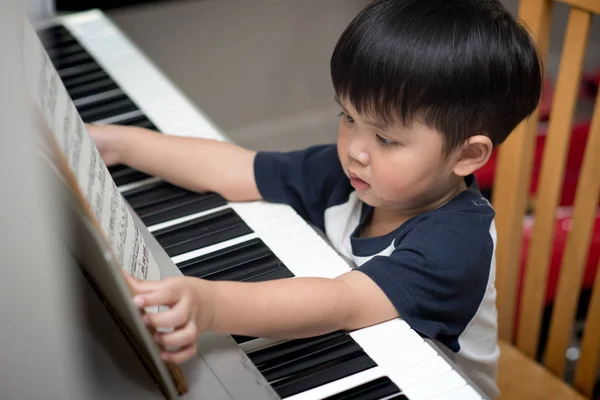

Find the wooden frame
[[493, 0, 600, 396]]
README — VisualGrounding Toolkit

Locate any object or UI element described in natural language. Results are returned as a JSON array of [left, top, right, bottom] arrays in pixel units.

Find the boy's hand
[[86, 123, 134, 166], [125, 273, 213, 364]]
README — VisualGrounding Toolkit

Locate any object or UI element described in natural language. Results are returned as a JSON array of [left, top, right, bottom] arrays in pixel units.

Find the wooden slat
[[558, 0, 600, 14], [515, 7, 592, 357], [544, 80, 600, 377], [493, 0, 554, 342], [574, 259, 600, 397]]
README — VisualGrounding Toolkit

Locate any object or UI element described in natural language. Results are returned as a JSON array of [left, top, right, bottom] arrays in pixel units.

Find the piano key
[[249, 332, 376, 398], [62, 69, 108, 90], [243, 266, 294, 282], [51, 51, 94, 71], [429, 384, 482, 400], [77, 94, 139, 122], [118, 114, 157, 129], [109, 166, 152, 187], [46, 43, 85, 60], [38, 26, 78, 49], [178, 238, 272, 275], [350, 319, 410, 346], [94, 109, 145, 125], [124, 180, 199, 207], [58, 61, 102, 79], [285, 367, 388, 400], [67, 77, 120, 100], [274, 352, 376, 398], [73, 88, 125, 108], [153, 208, 253, 257], [388, 356, 451, 388], [322, 375, 402, 400], [124, 183, 227, 226], [373, 341, 437, 371], [402, 370, 465, 400], [360, 330, 425, 360]]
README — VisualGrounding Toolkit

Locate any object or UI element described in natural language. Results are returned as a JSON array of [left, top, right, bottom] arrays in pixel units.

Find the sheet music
[[22, 19, 160, 282]]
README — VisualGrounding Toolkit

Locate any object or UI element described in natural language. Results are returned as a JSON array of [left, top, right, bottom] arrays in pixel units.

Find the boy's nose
[[349, 142, 370, 165]]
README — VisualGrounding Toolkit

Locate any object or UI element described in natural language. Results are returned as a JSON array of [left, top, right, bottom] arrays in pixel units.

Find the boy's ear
[[452, 135, 493, 177]]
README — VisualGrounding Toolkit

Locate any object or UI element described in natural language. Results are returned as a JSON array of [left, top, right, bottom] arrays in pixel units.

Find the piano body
[[2, 2, 490, 399]]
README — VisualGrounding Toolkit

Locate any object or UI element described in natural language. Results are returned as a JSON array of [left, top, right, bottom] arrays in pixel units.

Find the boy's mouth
[[349, 172, 370, 190]]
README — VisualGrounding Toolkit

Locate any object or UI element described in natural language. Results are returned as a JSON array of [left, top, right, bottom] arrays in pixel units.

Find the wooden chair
[[492, 0, 600, 398]]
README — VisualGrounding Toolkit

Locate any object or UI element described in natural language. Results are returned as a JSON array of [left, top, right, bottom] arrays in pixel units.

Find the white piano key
[[350, 319, 410, 346], [147, 204, 231, 232], [118, 176, 161, 193], [283, 366, 386, 400], [360, 329, 424, 360], [402, 370, 465, 400], [388, 356, 452, 388], [373, 340, 437, 370], [429, 384, 483, 400], [292, 256, 349, 278], [93, 109, 144, 124]]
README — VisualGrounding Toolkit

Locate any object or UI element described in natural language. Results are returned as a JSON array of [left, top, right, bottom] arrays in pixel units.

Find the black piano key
[[124, 181, 195, 209], [178, 239, 274, 276], [141, 194, 228, 227], [58, 62, 103, 79], [38, 26, 77, 50], [110, 167, 152, 187], [231, 335, 256, 345], [249, 331, 347, 367], [153, 209, 253, 257], [47, 43, 85, 60], [322, 377, 402, 400], [62, 70, 109, 91], [108, 164, 128, 174], [276, 354, 377, 398], [243, 266, 294, 282], [202, 253, 283, 282], [67, 77, 119, 100], [77, 95, 139, 122], [249, 332, 376, 397], [117, 114, 157, 130], [255, 333, 367, 381], [52, 51, 94, 71]]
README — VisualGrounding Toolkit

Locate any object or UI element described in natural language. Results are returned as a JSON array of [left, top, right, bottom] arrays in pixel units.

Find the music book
[[21, 17, 188, 399]]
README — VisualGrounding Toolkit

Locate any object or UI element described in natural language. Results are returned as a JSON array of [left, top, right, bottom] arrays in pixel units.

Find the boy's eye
[[338, 111, 354, 124], [375, 134, 397, 147]]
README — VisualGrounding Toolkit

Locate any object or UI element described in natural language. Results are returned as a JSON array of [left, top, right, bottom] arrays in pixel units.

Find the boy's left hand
[[124, 272, 213, 364]]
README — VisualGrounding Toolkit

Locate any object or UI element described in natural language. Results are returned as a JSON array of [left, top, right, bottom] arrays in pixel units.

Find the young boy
[[87, 0, 542, 398]]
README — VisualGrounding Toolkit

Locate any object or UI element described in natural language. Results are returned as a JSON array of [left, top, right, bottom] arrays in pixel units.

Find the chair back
[[492, 0, 600, 397]]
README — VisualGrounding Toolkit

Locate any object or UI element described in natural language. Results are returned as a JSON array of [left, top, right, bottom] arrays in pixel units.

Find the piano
[[31, 8, 490, 400]]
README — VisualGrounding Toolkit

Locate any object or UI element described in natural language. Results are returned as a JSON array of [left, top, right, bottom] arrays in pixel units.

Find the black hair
[[330, 0, 542, 153]]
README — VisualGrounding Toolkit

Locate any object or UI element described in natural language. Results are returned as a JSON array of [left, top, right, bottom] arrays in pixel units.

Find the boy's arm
[[134, 270, 399, 358], [87, 124, 261, 202], [204, 271, 399, 338]]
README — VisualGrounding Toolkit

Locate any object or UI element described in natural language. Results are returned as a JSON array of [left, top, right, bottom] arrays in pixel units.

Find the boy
[[87, 0, 542, 398]]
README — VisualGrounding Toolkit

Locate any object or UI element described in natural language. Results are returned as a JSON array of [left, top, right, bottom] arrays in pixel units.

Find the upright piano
[[14, 6, 490, 400]]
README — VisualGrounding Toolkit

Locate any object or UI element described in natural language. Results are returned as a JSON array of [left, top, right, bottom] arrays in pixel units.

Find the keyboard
[[35, 9, 488, 400]]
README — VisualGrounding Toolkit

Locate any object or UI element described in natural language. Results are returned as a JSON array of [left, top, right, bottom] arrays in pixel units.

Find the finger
[[161, 343, 198, 364], [134, 285, 179, 309], [155, 321, 199, 348], [143, 298, 191, 328]]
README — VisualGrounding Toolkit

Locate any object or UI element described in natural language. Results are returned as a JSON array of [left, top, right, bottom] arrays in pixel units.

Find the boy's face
[[336, 99, 463, 214]]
